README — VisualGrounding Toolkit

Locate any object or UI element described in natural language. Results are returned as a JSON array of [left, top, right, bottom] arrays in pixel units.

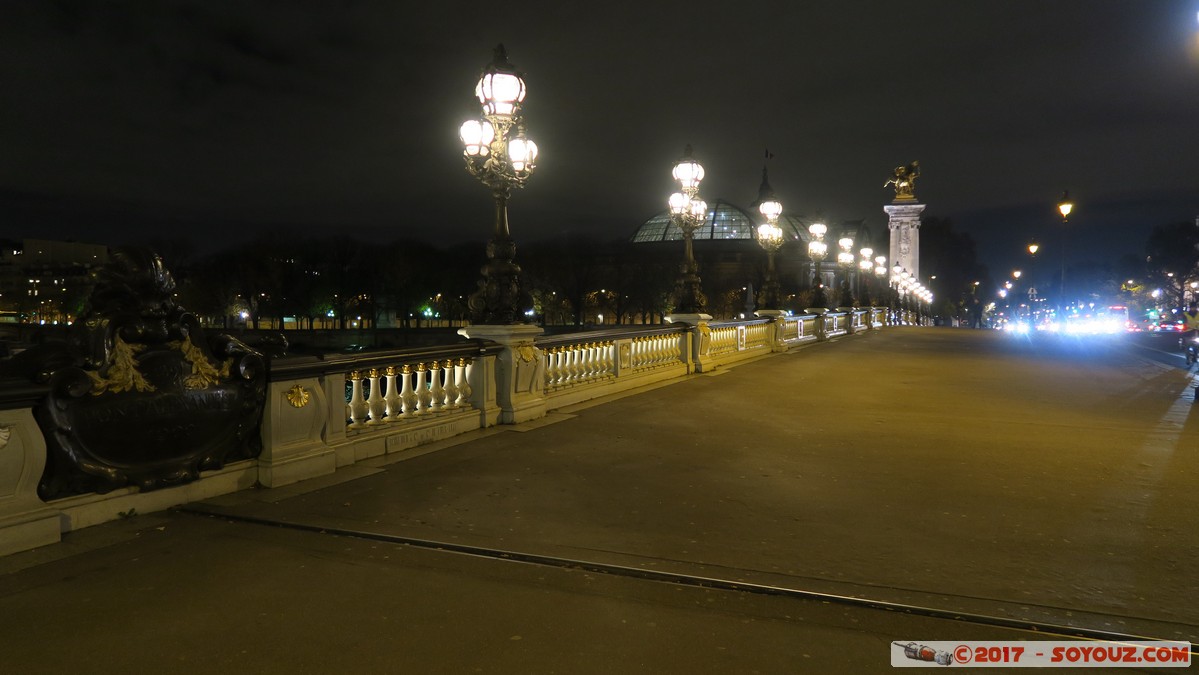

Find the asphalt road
[[1, 326, 1196, 673]]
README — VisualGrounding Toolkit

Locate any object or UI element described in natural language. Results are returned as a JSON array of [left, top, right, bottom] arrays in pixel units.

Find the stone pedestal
[[458, 324, 546, 424], [836, 307, 857, 334], [258, 376, 336, 488], [753, 310, 788, 352], [885, 201, 926, 280], [806, 308, 829, 341], [0, 408, 62, 556], [665, 313, 712, 372]]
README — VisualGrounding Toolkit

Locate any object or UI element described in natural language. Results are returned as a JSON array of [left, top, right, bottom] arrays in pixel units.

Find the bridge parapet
[[0, 308, 902, 556]]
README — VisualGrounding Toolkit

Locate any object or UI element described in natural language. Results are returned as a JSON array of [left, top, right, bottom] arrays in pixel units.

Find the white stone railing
[[537, 327, 690, 409], [544, 341, 616, 391], [0, 306, 910, 557], [346, 358, 475, 428]]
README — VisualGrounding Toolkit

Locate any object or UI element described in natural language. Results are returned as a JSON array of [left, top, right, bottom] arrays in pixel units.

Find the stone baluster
[[429, 360, 445, 412], [400, 364, 418, 418], [564, 346, 577, 384], [348, 370, 368, 428], [365, 368, 385, 424], [456, 358, 473, 405], [443, 359, 455, 407], [581, 343, 594, 381], [548, 347, 562, 387], [384, 366, 401, 421], [416, 362, 432, 414]]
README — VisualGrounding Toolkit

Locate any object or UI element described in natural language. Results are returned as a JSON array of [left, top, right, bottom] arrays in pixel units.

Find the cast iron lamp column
[[836, 236, 855, 308], [807, 222, 829, 309], [754, 168, 784, 311], [458, 45, 540, 324], [857, 247, 874, 306], [1057, 190, 1074, 315], [667, 145, 709, 316]]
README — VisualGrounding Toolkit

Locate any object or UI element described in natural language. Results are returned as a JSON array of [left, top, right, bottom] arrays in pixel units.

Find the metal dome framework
[[631, 200, 811, 244]]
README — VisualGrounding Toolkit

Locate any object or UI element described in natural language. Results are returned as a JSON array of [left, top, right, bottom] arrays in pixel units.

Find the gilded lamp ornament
[[459, 44, 539, 325]]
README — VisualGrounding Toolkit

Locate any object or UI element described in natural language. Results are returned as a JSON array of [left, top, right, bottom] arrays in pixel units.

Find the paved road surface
[[2, 327, 1196, 673]]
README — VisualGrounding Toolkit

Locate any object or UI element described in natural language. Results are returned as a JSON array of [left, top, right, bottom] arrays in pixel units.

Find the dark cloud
[[1, 0, 1196, 273]]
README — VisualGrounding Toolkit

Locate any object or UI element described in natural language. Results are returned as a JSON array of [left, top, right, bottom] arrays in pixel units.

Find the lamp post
[[754, 168, 784, 311], [899, 269, 912, 323], [837, 235, 855, 308], [458, 45, 539, 325], [857, 247, 874, 306], [873, 256, 887, 308], [667, 145, 709, 317], [807, 222, 828, 309], [1057, 190, 1074, 314]]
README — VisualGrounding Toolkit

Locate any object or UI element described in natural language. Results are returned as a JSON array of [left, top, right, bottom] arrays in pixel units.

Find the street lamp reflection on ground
[[458, 44, 539, 325], [807, 222, 828, 310], [753, 168, 784, 312], [666, 145, 709, 320]]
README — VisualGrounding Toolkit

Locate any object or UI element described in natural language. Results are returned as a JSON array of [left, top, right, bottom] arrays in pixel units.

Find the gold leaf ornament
[[286, 384, 310, 408]]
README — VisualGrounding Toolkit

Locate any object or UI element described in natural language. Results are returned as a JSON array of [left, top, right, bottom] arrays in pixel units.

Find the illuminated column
[[885, 202, 925, 282]]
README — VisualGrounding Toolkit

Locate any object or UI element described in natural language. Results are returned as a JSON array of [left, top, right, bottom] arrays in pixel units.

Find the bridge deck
[[3, 327, 1197, 672]]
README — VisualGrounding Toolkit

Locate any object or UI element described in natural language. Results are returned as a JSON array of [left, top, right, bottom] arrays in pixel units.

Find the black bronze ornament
[[4, 248, 267, 499]]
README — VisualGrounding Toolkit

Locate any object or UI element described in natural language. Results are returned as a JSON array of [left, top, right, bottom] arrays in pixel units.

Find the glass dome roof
[[631, 200, 811, 244]]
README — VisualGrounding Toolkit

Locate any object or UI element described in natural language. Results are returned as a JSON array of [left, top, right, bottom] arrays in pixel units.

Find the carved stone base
[[458, 325, 545, 424], [0, 408, 60, 556]]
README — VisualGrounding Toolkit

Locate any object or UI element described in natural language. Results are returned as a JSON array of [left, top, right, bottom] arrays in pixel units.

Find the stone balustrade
[[0, 306, 916, 556]]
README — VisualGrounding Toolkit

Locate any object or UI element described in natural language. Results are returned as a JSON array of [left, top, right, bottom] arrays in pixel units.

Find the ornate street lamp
[[458, 45, 539, 325], [857, 247, 874, 306], [837, 235, 855, 308], [1056, 190, 1073, 312], [753, 168, 784, 311], [667, 145, 708, 316], [807, 222, 828, 309], [1057, 191, 1074, 223]]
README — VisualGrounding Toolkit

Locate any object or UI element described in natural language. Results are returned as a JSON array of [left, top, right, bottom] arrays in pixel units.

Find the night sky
[[2, 1, 1197, 276]]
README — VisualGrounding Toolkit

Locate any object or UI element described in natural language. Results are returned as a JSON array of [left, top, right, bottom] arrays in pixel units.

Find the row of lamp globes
[[804, 222, 887, 310], [891, 267, 933, 320], [456, 47, 913, 324], [666, 146, 896, 317]]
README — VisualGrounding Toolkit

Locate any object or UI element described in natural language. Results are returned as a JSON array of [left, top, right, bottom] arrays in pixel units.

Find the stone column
[[458, 324, 546, 424], [258, 376, 336, 488], [885, 201, 926, 280], [806, 307, 829, 341], [666, 313, 713, 373]]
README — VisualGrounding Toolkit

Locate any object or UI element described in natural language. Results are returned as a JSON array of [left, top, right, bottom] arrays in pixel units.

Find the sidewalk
[[2, 329, 1195, 673]]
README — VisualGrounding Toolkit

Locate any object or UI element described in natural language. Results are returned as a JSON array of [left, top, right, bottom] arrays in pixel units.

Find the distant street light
[[871, 255, 887, 309], [753, 167, 785, 311], [1056, 190, 1073, 312], [808, 222, 829, 309], [837, 235, 855, 308], [667, 145, 708, 315], [458, 45, 539, 324]]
